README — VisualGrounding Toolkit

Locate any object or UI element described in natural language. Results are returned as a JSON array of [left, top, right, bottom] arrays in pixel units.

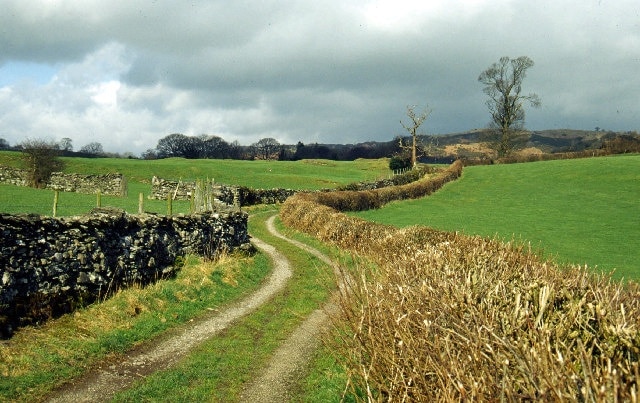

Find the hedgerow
[[281, 161, 640, 401], [307, 161, 462, 212]]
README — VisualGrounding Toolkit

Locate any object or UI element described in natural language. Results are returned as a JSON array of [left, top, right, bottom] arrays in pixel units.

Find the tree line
[[0, 133, 404, 162], [139, 133, 403, 161]]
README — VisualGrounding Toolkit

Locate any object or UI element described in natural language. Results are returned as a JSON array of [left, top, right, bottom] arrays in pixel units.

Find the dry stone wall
[[148, 170, 431, 207], [47, 172, 127, 196], [0, 208, 250, 338], [150, 176, 195, 200], [0, 166, 27, 186], [0, 166, 126, 196], [149, 177, 296, 206]]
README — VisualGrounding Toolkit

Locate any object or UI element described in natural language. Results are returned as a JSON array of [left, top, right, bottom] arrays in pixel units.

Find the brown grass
[[280, 162, 640, 401]]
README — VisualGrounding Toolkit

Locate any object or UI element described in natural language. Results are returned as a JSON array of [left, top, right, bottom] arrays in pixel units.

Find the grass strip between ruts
[[111, 209, 341, 401]]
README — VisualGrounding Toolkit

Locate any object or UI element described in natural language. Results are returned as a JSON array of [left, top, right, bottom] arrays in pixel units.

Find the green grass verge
[[111, 208, 341, 401], [354, 155, 640, 279], [0, 252, 269, 402], [0, 182, 194, 216]]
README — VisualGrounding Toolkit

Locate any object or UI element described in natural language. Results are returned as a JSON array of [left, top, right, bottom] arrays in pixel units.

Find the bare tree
[[478, 56, 541, 157], [20, 139, 64, 188], [400, 105, 431, 168], [155, 133, 206, 159], [59, 137, 73, 152]]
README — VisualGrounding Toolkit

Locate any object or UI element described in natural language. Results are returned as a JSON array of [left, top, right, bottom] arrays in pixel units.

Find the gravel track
[[44, 214, 334, 402], [239, 215, 338, 402]]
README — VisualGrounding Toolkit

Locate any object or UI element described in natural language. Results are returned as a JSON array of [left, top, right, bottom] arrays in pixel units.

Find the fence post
[[138, 192, 144, 214], [167, 193, 173, 216], [190, 191, 195, 214], [233, 188, 240, 210], [53, 191, 59, 217], [96, 191, 102, 208]]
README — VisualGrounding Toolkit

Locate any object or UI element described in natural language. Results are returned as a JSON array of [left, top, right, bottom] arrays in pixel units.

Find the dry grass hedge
[[281, 162, 640, 401], [307, 161, 463, 212]]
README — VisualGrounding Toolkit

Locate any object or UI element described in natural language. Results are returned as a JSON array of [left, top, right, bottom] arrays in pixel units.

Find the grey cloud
[[0, 0, 638, 153]]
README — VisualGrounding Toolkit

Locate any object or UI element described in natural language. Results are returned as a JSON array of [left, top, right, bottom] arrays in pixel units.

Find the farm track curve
[[44, 214, 336, 402]]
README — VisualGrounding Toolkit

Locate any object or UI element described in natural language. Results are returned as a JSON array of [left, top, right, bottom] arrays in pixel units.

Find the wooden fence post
[[167, 193, 173, 216], [138, 192, 144, 214], [96, 191, 102, 208], [53, 191, 59, 217]]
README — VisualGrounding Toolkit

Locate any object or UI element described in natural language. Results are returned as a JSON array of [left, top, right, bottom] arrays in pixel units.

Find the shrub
[[299, 161, 462, 213], [20, 139, 64, 188], [389, 155, 412, 171]]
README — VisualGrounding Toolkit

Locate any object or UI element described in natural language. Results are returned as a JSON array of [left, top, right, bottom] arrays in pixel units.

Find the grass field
[[355, 155, 640, 279], [0, 151, 389, 189], [0, 151, 391, 216]]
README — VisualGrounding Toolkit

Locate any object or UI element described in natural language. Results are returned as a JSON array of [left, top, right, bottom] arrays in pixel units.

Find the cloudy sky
[[1, 0, 638, 155]]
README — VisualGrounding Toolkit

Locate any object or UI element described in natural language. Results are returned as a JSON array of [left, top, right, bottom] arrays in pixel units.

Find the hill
[[428, 128, 639, 158]]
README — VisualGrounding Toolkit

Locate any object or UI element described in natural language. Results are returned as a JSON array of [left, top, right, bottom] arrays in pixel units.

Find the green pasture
[[0, 152, 391, 216], [355, 155, 640, 280], [0, 151, 389, 189]]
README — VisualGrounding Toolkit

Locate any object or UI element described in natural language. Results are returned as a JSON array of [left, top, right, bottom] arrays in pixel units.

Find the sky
[[0, 0, 638, 155]]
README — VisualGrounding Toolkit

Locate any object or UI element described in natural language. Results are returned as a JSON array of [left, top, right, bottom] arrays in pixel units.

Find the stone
[[0, 209, 250, 338], [78, 272, 91, 284], [2, 272, 11, 285]]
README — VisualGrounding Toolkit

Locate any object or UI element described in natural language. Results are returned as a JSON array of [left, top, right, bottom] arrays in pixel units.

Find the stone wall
[[150, 176, 195, 200], [0, 166, 27, 186], [149, 177, 296, 206], [233, 186, 297, 205], [48, 172, 127, 196], [0, 166, 127, 196], [0, 208, 251, 338]]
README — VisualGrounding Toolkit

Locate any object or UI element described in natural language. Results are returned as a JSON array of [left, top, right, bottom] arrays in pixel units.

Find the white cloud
[[89, 80, 120, 108]]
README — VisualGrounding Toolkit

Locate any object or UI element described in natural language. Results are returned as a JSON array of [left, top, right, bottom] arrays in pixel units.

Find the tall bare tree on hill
[[400, 105, 431, 168], [478, 56, 541, 157]]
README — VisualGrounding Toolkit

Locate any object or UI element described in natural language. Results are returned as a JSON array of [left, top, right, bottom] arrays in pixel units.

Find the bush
[[20, 139, 64, 188], [301, 161, 462, 212], [389, 155, 412, 171]]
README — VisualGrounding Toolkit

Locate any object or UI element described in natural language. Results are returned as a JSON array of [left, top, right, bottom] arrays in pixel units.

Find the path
[[239, 216, 338, 402], [45, 214, 335, 402]]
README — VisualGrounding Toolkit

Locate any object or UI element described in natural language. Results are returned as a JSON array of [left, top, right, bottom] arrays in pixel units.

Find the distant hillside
[[425, 129, 639, 158], [3, 129, 636, 163], [288, 129, 630, 161]]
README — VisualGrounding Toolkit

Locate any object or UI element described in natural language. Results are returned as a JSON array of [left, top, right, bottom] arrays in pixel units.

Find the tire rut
[[240, 215, 338, 402], [45, 223, 292, 402], [44, 214, 336, 403]]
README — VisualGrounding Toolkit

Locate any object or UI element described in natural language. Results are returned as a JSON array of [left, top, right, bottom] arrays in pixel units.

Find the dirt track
[[45, 214, 334, 402], [240, 216, 338, 402]]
